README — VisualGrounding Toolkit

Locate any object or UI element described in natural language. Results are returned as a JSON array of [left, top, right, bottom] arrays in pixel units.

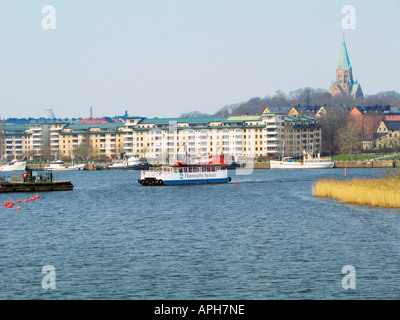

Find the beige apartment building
[[58, 123, 125, 160]]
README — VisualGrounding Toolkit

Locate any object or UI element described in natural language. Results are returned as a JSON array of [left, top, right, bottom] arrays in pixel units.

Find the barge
[[0, 181, 74, 193], [0, 168, 73, 193]]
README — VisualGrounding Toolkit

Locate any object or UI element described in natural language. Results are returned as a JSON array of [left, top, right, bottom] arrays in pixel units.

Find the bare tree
[[319, 106, 349, 154], [338, 119, 363, 158]]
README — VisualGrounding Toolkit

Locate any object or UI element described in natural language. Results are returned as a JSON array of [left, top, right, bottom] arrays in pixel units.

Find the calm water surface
[[0, 167, 399, 299]]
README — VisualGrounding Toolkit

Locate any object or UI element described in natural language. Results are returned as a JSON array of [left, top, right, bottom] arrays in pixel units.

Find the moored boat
[[270, 153, 334, 169], [0, 159, 27, 172], [200, 153, 240, 170], [44, 160, 85, 171], [138, 162, 231, 186], [95, 154, 150, 170]]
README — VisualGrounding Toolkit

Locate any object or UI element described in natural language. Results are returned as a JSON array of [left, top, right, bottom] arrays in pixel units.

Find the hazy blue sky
[[1, 0, 399, 119]]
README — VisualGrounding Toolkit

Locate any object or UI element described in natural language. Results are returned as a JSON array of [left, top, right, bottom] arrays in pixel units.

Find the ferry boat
[[95, 154, 150, 170], [138, 162, 231, 186], [270, 153, 334, 169], [45, 160, 85, 171], [0, 159, 27, 172]]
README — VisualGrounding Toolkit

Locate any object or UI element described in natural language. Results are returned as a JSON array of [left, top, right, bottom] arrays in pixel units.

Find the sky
[[0, 0, 399, 119]]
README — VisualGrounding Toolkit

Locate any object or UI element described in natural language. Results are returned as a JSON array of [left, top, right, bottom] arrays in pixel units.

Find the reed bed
[[312, 177, 400, 208]]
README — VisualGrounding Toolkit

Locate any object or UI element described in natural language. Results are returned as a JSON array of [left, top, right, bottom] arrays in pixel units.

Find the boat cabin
[[23, 168, 54, 183], [168, 165, 222, 173]]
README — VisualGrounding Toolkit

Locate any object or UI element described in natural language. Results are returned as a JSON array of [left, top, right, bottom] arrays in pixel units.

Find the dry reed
[[312, 177, 400, 208]]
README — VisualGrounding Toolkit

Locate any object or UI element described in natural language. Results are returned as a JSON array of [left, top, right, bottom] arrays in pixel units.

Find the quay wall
[[333, 160, 400, 168]]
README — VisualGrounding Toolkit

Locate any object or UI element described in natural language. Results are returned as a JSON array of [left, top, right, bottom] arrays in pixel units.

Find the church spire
[[329, 36, 363, 99], [338, 34, 351, 71]]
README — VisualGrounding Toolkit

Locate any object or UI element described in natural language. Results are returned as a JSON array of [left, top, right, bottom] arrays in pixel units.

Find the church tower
[[329, 36, 363, 99]]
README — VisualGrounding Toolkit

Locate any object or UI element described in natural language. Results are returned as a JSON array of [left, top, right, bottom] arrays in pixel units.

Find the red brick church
[[329, 36, 363, 99]]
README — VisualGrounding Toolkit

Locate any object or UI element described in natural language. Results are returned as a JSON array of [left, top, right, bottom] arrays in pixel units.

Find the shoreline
[[13, 160, 400, 171]]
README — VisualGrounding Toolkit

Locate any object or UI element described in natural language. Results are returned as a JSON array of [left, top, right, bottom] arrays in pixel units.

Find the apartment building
[[1, 114, 322, 162], [1, 124, 30, 160], [280, 115, 322, 157], [59, 123, 125, 159], [0, 120, 5, 159], [123, 114, 321, 163]]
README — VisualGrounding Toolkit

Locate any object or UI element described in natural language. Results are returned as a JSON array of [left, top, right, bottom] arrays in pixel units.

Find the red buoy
[[16, 207, 22, 210], [17, 200, 22, 203]]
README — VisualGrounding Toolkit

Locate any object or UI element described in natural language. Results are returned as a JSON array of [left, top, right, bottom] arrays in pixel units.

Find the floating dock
[[0, 181, 73, 193]]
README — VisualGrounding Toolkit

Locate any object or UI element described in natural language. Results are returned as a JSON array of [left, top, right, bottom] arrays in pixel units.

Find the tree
[[338, 119, 363, 158], [319, 106, 349, 154], [73, 143, 91, 161], [40, 145, 52, 161]]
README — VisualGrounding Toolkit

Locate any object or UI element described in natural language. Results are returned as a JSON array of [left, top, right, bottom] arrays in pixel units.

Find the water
[[1, 168, 399, 299]]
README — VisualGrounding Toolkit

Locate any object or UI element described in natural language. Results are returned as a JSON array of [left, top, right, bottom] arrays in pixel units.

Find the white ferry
[[138, 162, 231, 186], [270, 153, 334, 169]]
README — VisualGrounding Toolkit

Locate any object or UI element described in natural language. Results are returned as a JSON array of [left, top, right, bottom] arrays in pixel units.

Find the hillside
[[181, 88, 400, 117]]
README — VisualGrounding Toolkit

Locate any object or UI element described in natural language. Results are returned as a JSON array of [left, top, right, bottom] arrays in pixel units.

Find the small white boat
[[0, 159, 27, 172], [270, 153, 334, 169], [45, 160, 85, 171], [138, 162, 231, 186]]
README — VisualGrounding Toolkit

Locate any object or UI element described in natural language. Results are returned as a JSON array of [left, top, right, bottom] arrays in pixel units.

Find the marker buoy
[[16, 207, 21, 210], [345, 168, 347, 177], [17, 200, 22, 203], [235, 181, 238, 188], [24, 199, 28, 202]]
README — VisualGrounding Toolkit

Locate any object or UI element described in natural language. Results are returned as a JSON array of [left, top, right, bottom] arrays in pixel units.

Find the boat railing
[[304, 157, 333, 163], [141, 170, 163, 179]]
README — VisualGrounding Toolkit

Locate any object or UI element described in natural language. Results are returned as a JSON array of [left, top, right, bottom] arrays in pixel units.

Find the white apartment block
[[123, 114, 322, 164]]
